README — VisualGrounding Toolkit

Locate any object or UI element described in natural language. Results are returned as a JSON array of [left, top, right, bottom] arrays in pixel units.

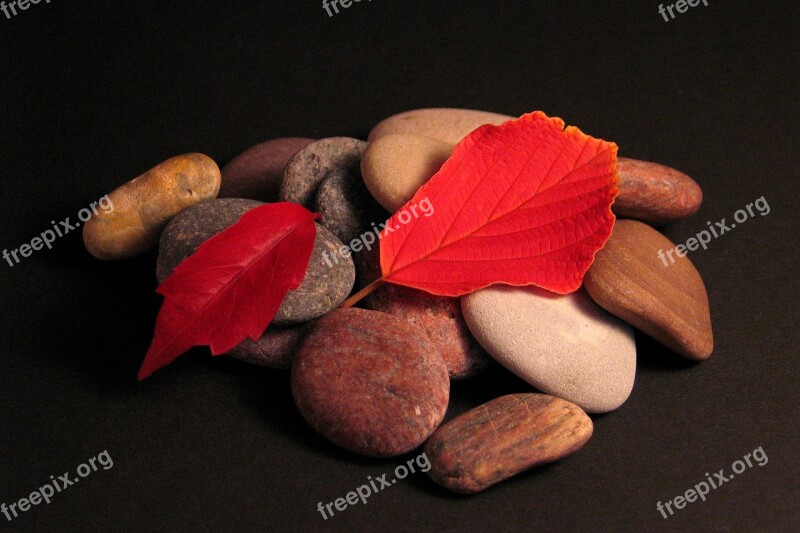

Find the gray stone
[[315, 168, 387, 244], [279, 137, 367, 208], [156, 198, 355, 325], [219, 137, 314, 201]]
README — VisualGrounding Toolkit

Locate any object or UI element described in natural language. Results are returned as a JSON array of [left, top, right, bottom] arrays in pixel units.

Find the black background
[[1, 1, 798, 531]]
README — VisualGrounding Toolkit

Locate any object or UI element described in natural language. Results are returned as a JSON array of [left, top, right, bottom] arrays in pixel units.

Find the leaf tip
[[137, 365, 153, 381]]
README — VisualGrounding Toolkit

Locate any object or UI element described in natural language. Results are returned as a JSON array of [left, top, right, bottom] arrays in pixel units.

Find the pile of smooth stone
[[83, 108, 712, 493]]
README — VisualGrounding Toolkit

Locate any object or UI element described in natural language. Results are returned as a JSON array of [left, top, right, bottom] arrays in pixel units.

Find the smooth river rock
[[355, 246, 489, 379], [614, 158, 704, 225], [219, 137, 314, 201], [280, 137, 367, 208], [368, 108, 514, 145], [314, 167, 388, 244], [156, 198, 263, 283], [584, 219, 713, 360], [425, 394, 593, 493], [292, 308, 450, 457], [84, 153, 220, 260], [361, 133, 454, 212], [156, 199, 355, 325], [462, 286, 637, 413]]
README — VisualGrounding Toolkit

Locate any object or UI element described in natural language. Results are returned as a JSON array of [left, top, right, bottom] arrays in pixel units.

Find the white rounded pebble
[[461, 285, 637, 413]]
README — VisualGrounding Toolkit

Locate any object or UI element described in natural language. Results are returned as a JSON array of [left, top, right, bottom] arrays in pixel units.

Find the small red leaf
[[380, 111, 618, 296], [138, 203, 318, 380]]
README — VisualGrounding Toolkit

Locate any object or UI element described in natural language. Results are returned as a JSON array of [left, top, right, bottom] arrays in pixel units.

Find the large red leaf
[[138, 203, 318, 380], [380, 111, 618, 296]]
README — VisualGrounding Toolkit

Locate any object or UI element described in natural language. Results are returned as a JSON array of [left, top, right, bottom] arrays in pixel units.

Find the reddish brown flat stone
[[584, 219, 713, 360], [292, 308, 450, 457], [424, 394, 593, 494], [614, 158, 703, 225]]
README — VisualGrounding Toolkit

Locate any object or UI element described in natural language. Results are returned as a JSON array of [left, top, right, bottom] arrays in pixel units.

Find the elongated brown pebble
[[584, 219, 713, 360], [84, 153, 220, 260], [424, 394, 593, 494], [614, 158, 703, 225]]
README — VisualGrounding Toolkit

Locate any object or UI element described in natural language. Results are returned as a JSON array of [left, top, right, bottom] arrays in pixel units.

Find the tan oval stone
[[614, 158, 704, 225], [584, 219, 713, 360], [424, 394, 593, 494], [361, 134, 454, 212], [83, 153, 220, 260], [368, 108, 514, 145]]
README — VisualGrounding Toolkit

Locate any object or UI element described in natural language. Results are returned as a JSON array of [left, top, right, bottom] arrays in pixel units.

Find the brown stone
[[83, 153, 220, 260], [291, 308, 450, 457], [280, 137, 367, 208], [368, 108, 514, 145], [424, 394, 593, 494], [219, 137, 314, 201], [356, 246, 489, 379], [584, 219, 713, 360], [614, 158, 703, 225]]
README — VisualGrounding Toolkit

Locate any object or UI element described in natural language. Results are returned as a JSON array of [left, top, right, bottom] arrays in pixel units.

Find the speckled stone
[[462, 286, 637, 413], [279, 137, 367, 208], [356, 246, 489, 379], [614, 158, 704, 225], [424, 394, 593, 494], [361, 134, 454, 212], [156, 199, 355, 325], [291, 308, 450, 457], [276, 224, 355, 325], [227, 323, 313, 369], [314, 167, 389, 244], [584, 219, 713, 360], [219, 138, 314, 201], [368, 108, 514, 145], [156, 198, 262, 283]]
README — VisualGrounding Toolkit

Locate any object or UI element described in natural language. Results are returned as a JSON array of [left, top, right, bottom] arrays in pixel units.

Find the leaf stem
[[340, 278, 385, 309]]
